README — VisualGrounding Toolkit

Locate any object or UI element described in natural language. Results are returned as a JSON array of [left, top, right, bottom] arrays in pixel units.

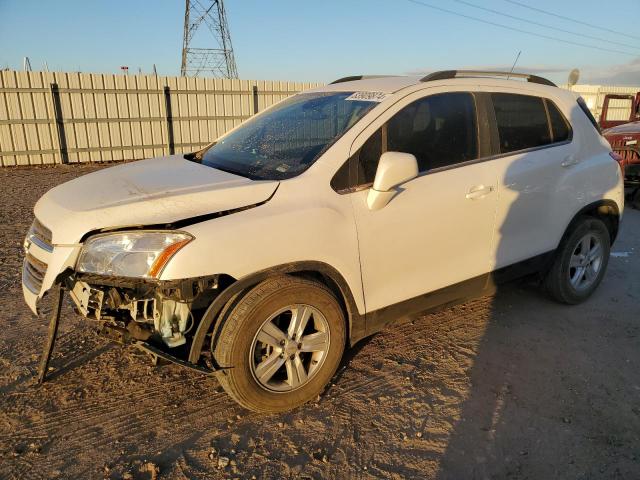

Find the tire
[[213, 276, 346, 413], [544, 216, 611, 304]]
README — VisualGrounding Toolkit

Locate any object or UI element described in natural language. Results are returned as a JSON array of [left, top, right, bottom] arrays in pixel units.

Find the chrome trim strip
[[27, 233, 54, 253]]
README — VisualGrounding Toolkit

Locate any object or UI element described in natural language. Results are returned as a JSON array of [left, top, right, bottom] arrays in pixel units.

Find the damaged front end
[[64, 272, 225, 361], [26, 225, 237, 382]]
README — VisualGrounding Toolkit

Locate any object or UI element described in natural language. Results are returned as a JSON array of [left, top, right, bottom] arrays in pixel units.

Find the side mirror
[[367, 152, 419, 210]]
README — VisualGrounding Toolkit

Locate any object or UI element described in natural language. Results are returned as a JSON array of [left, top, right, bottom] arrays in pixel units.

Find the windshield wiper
[[209, 163, 259, 180], [183, 142, 216, 163]]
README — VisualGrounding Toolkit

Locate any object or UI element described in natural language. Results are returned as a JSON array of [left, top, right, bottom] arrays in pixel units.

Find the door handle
[[465, 185, 494, 200], [561, 154, 579, 168]]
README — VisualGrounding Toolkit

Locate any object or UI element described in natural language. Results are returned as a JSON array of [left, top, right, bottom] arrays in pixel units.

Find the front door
[[349, 92, 499, 315]]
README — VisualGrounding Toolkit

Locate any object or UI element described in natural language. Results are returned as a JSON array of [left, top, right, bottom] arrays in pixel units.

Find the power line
[[404, 0, 636, 57], [452, 0, 640, 52], [504, 0, 640, 42]]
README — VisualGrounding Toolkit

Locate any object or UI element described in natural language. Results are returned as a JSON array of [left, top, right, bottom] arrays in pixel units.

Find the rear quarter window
[[545, 99, 571, 142]]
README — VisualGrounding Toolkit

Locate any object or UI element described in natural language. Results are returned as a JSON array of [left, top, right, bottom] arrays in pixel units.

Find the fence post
[[252, 85, 259, 115], [49, 83, 68, 164], [163, 86, 175, 155]]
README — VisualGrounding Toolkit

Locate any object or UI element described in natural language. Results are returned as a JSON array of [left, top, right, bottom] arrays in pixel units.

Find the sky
[[1, 0, 639, 85]]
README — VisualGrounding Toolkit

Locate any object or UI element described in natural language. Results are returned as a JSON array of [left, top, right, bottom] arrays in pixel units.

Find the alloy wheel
[[249, 304, 330, 392], [568, 233, 603, 291]]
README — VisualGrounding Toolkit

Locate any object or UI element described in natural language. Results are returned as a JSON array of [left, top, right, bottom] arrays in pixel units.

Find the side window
[[330, 155, 351, 191], [492, 93, 551, 153], [387, 92, 478, 172], [353, 92, 478, 185], [546, 99, 571, 142], [356, 128, 383, 186]]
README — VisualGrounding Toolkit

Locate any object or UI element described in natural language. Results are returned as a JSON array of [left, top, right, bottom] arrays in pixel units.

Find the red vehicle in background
[[599, 92, 640, 204]]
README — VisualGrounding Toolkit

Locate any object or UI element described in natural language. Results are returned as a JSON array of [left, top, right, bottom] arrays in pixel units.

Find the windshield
[[200, 92, 378, 180]]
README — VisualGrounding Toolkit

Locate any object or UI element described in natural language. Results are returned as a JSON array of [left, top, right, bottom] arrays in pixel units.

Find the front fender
[[187, 261, 365, 364]]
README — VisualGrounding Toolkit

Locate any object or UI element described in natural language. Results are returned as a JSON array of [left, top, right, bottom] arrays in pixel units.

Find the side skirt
[[363, 251, 555, 337]]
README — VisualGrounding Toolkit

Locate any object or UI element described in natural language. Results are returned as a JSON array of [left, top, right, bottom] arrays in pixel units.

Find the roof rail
[[420, 70, 557, 87], [329, 75, 397, 85]]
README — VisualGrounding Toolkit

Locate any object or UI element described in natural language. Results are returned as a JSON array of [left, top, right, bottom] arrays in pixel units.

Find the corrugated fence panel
[[0, 72, 11, 166], [7, 70, 633, 167]]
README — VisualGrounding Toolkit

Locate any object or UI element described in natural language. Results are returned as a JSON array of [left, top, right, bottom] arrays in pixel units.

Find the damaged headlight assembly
[[76, 231, 193, 278], [71, 231, 197, 349]]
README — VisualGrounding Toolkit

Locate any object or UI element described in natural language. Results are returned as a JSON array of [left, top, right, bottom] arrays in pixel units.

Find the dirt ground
[[0, 164, 639, 480]]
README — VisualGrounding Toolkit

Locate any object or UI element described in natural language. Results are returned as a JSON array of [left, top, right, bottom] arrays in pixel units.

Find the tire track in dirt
[[2, 374, 217, 438], [2, 379, 236, 479], [47, 393, 231, 467]]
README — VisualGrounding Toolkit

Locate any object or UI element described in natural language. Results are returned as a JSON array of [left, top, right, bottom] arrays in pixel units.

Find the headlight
[[76, 231, 193, 278]]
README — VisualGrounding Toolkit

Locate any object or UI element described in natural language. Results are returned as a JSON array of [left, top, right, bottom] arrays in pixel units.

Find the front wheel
[[213, 276, 346, 413], [544, 216, 611, 304]]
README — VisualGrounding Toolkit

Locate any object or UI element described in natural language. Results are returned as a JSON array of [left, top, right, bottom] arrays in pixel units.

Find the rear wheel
[[544, 217, 610, 304], [213, 276, 346, 413]]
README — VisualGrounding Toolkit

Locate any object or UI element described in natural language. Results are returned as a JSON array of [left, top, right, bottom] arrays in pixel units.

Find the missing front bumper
[[65, 273, 220, 349]]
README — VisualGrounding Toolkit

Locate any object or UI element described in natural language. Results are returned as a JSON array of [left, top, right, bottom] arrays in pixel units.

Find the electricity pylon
[[180, 0, 238, 78]]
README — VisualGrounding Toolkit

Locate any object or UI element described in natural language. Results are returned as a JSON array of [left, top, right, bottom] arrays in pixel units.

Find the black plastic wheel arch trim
[[559, 199, 621, 246], [187, 261, 365, 364]]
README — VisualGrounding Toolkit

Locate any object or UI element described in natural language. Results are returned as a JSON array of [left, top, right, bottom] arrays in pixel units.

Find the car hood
[[34, 156, 279, 244]]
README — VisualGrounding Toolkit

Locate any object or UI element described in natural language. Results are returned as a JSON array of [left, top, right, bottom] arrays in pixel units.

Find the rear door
[[488, 92, 575, 269]]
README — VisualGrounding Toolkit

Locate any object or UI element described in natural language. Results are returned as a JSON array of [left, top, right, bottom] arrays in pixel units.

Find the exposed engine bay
[[64, 273, 223, 350]]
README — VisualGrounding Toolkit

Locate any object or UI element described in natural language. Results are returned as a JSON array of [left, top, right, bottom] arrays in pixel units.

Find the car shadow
[[434, 103, 631, 479]]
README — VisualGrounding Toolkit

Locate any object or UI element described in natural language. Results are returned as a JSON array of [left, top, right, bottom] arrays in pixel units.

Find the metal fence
[[0, 70, 322, 166], [1, 69, 638, 167]]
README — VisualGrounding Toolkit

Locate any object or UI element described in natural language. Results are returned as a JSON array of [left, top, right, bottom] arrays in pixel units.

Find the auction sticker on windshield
[[345, 91, 389, 102]]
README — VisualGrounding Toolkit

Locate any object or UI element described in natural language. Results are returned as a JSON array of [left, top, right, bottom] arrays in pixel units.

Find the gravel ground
[[0, 164, 639, 480]]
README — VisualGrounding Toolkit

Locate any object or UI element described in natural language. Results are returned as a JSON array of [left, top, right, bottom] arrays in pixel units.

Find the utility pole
[[180, 0, 238, 78]]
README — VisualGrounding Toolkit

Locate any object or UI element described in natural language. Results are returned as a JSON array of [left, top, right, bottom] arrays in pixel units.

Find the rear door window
[[491, 93, 551, 153]]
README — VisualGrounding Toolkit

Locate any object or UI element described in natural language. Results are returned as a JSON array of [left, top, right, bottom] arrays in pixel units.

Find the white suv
[[23, 71, 624, 412]]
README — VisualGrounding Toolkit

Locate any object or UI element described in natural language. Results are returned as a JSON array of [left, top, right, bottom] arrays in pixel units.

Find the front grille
[[27, 218, 53, 252], [23, 253, 48, 294]]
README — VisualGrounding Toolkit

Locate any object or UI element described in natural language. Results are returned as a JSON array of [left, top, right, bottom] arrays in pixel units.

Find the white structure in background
[[565, 84, 640, 122]]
